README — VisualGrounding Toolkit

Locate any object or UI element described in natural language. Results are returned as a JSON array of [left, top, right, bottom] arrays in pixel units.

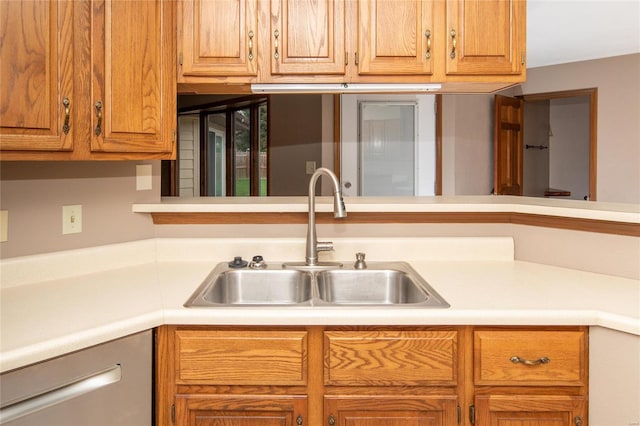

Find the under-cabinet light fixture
[[250, 83, 442, 94]]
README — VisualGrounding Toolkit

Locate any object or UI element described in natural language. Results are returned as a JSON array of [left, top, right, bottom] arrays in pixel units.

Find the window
[[168, 96, 268, 197]]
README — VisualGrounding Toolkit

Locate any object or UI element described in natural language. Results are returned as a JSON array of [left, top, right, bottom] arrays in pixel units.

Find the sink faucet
[[305, 167, 347, 266]]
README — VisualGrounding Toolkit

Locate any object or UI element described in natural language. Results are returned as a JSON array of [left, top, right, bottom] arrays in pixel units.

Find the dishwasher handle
[[0, 364, 122, 424]]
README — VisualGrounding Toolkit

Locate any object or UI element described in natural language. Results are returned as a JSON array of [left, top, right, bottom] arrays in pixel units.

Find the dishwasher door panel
[[0, 330, 152, 426]]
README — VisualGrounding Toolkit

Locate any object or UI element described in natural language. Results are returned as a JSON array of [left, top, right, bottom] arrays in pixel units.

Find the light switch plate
[[62, 205, 82, 235], [305, 161, 316, 175], [136, 164, 153, 190], [0, 210, 8, 242]]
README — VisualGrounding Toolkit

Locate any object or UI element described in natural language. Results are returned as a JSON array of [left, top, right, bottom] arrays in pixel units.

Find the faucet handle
[[316, 241, 334, 252]]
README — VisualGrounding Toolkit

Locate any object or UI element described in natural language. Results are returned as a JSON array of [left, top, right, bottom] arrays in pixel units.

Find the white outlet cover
[[136, 164, 153, 191], [0, 210, 8, 242], [62, 205, 82, 235]]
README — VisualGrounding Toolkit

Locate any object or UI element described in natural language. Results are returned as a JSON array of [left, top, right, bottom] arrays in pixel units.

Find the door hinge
[[172, 129, 176, 144], [457, 404, 462, 424], [171, 403, 175, 422], [469, 404, 475, 424], [179, 52, 183, 66]]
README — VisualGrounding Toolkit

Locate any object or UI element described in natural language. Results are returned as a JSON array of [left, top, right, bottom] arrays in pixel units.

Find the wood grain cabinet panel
[[474, 330, 586, 386], [179, 0, 259, 78], [0, 0, 74, 151], [356, 0, 436, 76], [175, 329, 308, 386], [475, 394, 587, 426], [268, 0, 346, 76], [324, 330, 457, 386], [175, 394, 307, 426], [325, 395, 459, 426], [445, 0, 526, 76], [90, 0, 175, 154]]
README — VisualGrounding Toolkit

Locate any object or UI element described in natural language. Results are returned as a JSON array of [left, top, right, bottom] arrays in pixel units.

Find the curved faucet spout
[[306, 167, 347, 266]]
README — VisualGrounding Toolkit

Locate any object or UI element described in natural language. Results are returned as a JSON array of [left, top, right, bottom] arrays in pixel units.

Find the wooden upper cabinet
[[91, 0, 175, 153], [356, 0, 436, 76], [445, 0, 525, 76], [268, 0, 346, 76], [179, 0, 258, 79], [0, 0, 74, 151]]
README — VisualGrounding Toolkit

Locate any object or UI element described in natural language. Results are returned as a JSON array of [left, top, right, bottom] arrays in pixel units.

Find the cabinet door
[[445, 0, 525, 75], [175, 394, 307, 426], [90, 0, 175, 154], [269, 0, 346, 76], [0, 0, 74, 151], [325, 395, 459, 426], [356, 0, 435, 76], [179, 0, 258, 78], [475, 395, 586, 426]]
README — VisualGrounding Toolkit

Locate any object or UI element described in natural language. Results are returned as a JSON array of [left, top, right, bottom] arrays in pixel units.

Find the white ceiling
[[526, 0, 640, 68]]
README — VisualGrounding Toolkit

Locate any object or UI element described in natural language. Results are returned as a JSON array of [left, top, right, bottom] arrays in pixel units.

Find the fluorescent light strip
[[251, 83, 442, 93]]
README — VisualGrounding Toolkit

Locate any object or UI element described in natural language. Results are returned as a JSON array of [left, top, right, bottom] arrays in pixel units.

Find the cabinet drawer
[[324, 330, 457, 386], [175, 329, 307, 385], [474, 330, 586, 386]]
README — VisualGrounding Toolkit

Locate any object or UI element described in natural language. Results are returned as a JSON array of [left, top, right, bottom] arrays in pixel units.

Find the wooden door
[[494, 94, 523, 195], [475, 395, 586, 426], [0, 0, 74, 151], [179, 0, 258, 78], [356, 0, 435, 76], [268, 0, 346, 76], [325, 395, 459, 426], [445, 0, 525, 75], [90, 0, 175, 154], [175, 394, 307, 426]]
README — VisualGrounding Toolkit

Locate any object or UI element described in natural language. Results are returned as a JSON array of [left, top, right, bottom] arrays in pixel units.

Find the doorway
[[494, 88, 597, 200]]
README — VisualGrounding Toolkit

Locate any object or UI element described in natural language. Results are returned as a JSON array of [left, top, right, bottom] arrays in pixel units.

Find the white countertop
[[133, 195, 640, 223], [1, 237, 639, 373]]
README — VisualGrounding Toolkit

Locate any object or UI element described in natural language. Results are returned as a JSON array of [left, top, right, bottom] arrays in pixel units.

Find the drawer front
[[324, 330, 457, 386], [175, 330, 307, 385], [474, 330, 586, 386]]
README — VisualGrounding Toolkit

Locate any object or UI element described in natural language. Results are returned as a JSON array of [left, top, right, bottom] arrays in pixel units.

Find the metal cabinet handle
[[248, 30, 254, 61], [62, 97, 70, 134], [296, 414, 303, 425], [94, 100, 103, 136], [510, 356, 550, 366], [328, 414, 336, 425], [274, 29, 279, 60], [425, 30, 431, 59], [450, 29, 457, 59], [0, 364, 121, 423]]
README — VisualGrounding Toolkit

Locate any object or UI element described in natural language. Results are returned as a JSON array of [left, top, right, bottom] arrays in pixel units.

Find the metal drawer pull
[[450, 29, 457, 59], [62, 97, 70, 134], [274, 29, 279, 60], [248, 30, 254, 61], [510, 356, 550, 365], [94, 100, 103, 136], [0, 364, 121, 424], [425, 30, 431, 59]]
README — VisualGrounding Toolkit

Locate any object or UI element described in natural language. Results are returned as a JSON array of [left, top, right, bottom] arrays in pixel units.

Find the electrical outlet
[[305, 161, 316, 175], [136, 164, 153, 191], [0, 210, 8, 242], [62, 205, 82, 235]]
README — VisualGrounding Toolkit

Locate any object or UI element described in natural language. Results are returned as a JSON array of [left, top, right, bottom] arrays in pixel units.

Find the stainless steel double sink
[[184, 261, 449, 308]]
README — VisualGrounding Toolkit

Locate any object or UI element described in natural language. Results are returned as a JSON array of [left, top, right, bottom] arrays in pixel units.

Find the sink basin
[[315, 264, 449, 307], [184, 261, 449, 308], [185, 267, 313, 306]]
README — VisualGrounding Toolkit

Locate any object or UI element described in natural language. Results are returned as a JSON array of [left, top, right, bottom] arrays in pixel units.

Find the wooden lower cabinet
[[474, 394, 586, 426], [156, 326, 587, 426], [175, 394, 307, 426], [325, 395, 459, 426]]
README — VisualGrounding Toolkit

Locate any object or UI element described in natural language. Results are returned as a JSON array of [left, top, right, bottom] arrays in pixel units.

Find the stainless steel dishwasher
[[0, 330, 152, 426]]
